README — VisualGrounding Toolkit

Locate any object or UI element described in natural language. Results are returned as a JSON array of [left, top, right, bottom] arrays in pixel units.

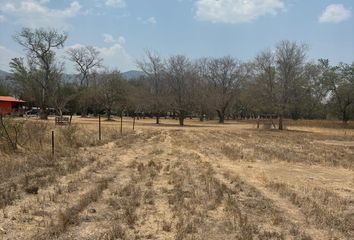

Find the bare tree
[[12, 28, 67, 119], [194, 58, 214, 121], [66, 46, 102, 87], [254, 50, 277, 113], [52, 78, 77, 117], [66, 46, 102, 116], [206, 56, 243, 123], [96, 71, 126, 120], [166, 55, 195, 126], [321, 59, 354, 122], [275, 40, 307, 130], [137, 51, 166, 124]]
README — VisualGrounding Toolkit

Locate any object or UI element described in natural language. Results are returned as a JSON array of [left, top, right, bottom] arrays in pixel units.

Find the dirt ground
[[0, 117, 353, 240]]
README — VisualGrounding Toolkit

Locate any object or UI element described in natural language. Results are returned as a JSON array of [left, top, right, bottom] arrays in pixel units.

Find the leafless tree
[[66, 46, 102, 87], [194, 58, 214, 121], [12, 28, 67, 119], [206, 56, 243, 123], [166, 55, 195, 126], [320, 59, 354, 123], [66, 46, 102, 116], [275, 40, 307, 129], [137, 50, 166, 124], [96, 71, 126, 120]]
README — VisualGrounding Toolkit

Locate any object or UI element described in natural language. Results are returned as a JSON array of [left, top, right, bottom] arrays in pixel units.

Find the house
[[0, 96, 25, 115]]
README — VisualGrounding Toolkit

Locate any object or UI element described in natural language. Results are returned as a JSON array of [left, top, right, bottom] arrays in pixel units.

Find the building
[[0, 96, 25, 115]]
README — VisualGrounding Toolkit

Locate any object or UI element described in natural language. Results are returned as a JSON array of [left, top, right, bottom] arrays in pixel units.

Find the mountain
[[0, 70, 9, 80], [0, 69, 145, 81], [122, 70, 145, 80]]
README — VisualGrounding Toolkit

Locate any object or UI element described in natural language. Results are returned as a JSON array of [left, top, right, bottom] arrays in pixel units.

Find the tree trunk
[[156, 112, 160, 124], [199, 114, 204, 122], [107, 109, 112, 121], [278, 114, 283, 130], [39, 106, 48, 120], [217, 110, 225, 124], [178, 112, 184, 126], [342, 109, 349, 123]]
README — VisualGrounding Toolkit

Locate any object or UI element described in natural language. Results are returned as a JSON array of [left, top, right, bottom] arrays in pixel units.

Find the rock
[[0, 227, 6, 234], [88, 208, 96, 214], [25, 186, 39, 195]]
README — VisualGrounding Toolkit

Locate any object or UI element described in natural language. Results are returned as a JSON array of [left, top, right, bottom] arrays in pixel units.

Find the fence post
[[51, 130, 55, 155], [99, 114, 102, 141], [133, 115, 136, 130], [120, 112, 123, 134]]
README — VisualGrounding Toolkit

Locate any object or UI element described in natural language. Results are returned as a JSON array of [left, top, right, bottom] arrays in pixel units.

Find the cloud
[[138, 16, 157, 24], [0, 15, 5, 23], [105, 0, 126, 8], [0, 0, 81, 28], [0, 45, 19, 71], [194, 0, 285, 24], [145, 17, 157, 24], [64, 35, 134, 72], [103, 33, 125, 44], [319, 4, 351, 23]]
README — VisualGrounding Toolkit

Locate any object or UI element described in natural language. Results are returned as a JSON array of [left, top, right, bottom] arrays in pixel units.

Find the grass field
[[0, 117, 353, 239]]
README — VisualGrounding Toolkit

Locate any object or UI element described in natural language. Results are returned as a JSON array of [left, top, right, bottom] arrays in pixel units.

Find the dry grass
[[0, 117, 353, 239]]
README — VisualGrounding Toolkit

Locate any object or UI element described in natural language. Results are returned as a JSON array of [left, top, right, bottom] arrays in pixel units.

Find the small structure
[[55, 116, 71, 125], [257, 114, 277, 129], [0, 96, 25, 115]]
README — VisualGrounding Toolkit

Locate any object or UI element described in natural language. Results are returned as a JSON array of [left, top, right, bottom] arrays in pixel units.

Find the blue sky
[[0, 0, 353, 72]]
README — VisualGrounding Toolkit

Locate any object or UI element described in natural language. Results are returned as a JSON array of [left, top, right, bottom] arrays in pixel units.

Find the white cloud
[[105, 0, 126, 8], [103, 33, 125, 44], [0, 15, 6, 23], [0, 45, 19, 71], [97, 43, 133, 71], [64, 36, 133, 72], [145, 17, 157, 24], [0, 0, 81, 28], [319, 4, 351, 23], [138, 16, 157, 24], [195, 0, 285, 24]]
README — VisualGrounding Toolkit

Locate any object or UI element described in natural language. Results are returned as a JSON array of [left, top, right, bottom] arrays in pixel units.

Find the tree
[[137, 51, 166, 124], [206, 56, 243, 123], [321, 59, 354, 122], [11, 28, 67, 119], [275, 40, 307, 130], [52, 78, 77, 117], [96, 71, 126, 120], [66, 46, 102, 116], [194, 58, 214, 121], [166, 55, 195, 126]]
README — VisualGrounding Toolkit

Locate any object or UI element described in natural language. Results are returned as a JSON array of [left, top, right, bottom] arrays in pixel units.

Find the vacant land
[[0, 117, 353, 240]]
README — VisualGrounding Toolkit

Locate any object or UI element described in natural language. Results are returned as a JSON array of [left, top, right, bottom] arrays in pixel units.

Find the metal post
[[99, 114, 102, 141], [120, 112, 123, 134], [133, 115, 136, 130], [51, 130, 55, 155]]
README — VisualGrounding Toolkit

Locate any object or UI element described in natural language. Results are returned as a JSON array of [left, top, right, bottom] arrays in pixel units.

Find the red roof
[[0, 96, 26, 103]]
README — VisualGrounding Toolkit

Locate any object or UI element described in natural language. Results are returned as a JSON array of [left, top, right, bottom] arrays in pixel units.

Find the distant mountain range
[[0, 70, 9, 79], [0, 69, 145, 81]]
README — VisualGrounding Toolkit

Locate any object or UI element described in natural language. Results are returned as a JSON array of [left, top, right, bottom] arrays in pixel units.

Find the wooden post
[[99, 114, 101, 141], [51, 130, 55, 155], [133, 115, 136, 130], [120, 111, 123, 134], [257, 116, 260, 129]]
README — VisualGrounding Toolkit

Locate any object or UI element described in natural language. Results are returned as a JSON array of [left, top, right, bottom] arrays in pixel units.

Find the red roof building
[[0, 96, 25, 115]]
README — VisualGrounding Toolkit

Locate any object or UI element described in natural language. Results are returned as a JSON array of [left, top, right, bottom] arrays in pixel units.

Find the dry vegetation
[[0, 117, 353, 239]]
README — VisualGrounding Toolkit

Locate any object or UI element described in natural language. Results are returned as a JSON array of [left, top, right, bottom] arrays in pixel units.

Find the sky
[[0, 0, 353, 73]]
